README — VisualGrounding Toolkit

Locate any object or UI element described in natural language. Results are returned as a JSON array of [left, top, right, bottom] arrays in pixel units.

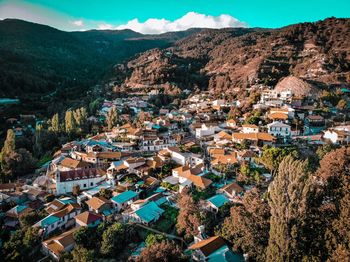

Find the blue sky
[[0, 0, 349, 33]]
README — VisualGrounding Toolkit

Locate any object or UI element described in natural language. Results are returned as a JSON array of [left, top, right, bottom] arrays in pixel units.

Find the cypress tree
[[266, 155, 312, 262]]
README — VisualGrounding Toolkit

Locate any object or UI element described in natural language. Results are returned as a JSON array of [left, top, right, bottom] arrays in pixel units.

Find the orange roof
[[211, 154, 238, 165], [216, 131, 232, 140], [242, 124, 258, 129], [86, 196, 109, 210], [52, 203, 81, 218], [232, 132, 275, 142], [268, 112, 288, 120], [227, 119, 236, 124], [60, 157, 90, 169], [43, 228, 77, 258], [189, 236, 226, 257], [188, 175, 212, 189], [209, 148, 225, 156], [222, 182, 243, 194], [74, 211, 102, 226]]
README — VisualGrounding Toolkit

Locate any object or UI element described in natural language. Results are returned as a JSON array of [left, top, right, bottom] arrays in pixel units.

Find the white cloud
[[98, 23, 114, 30], [115, 12, 247, 34], [71, 20, 84, 27]]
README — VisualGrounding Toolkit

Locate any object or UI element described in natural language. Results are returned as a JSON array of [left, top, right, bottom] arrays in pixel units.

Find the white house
[[195, 123, 219, 138], [34, 203, 82, 235], [267, 121, 291, 138], [242, 124, 259, 133], [111, 190, 139, 212], [323, 126, 350, 144], [52, 168, 106, 195]]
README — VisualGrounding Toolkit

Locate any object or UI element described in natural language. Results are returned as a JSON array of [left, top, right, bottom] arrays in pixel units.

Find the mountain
[[118, 17, 350, 95], [0, 19, 200, 99]]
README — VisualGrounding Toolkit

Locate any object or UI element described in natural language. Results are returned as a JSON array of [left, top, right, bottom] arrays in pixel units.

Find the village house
[[170, 164, 212, 192], [217, 182, 244, 199], [226, 119, 237, 128], [74, 211, 103, 227], [232, 132, 275, 146], [85, 196, 113, 216], [267, 121, 292, 139], [50, 168, 107, 195], [195, 123, 220, 139], [188, 236, 242, 261], [242, 124, 259, 134], [34, 203, 82, 235], [206, 194, 230, 213], [323, 126, 350, 144], [111, 190, 139, 212], [304, 115, 326, 135], [126, 201, 164, 224], [42, 228, 77, 261], [5, 204, 34, 227]]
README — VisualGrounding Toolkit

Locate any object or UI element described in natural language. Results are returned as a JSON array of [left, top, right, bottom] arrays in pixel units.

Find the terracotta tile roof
[[60, 157, 91, 169], [238, 150, 256, 158], [86, 196, 109, 210], [216, 131, 232, 140], [43, 228, 77, 258], [232, 132, 275, 142], [125, 157, 145, 164], [211, 154, 238, 165], [58, 168, 106, 182], [46, 199, 66, 214], [187, 175, 212, 189], [268, 112, 288, 120], [92, 152, 122, 159], [222, 182, 244, 194], [52, 203, 81, 218], [209, 148, 225, 156], [189, 236, 226, 257], [74, 211, 102, 226], [242, 124, 258, 129]]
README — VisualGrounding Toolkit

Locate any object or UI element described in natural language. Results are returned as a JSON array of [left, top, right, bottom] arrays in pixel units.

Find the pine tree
[[266, 155, 312, 262]]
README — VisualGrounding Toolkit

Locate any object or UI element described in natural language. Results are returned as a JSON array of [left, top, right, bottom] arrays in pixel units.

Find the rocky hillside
[[119, 17, 350, 94]]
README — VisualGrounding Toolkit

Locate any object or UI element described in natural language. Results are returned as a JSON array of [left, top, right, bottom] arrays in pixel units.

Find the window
[[90, 182, 93, 186], [83, 184, 86, 188]]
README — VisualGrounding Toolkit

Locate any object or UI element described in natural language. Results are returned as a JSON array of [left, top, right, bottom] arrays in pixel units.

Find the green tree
[[106, 106, 118, 130], [49, 113, 60, 133], [65, 110, 76, 134], [70, 245, 95, 262], [266, 156, 313, 262], [73, 107, 88, 133], [145, 233, 167, 247], [257, 145, 298, 173], [0, 129, 34, 180], [100, 222, 125, 257], [73, 227, 97, 249], [99, 188, 112, 199]]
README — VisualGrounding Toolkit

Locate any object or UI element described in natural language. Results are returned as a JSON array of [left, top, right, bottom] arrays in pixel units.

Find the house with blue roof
[[34, 203, 82, 235], [5, 204, 34, 227], [206, 194, 230, 213], [129, 201, 164, 224], [111, 190, 139, 212]]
